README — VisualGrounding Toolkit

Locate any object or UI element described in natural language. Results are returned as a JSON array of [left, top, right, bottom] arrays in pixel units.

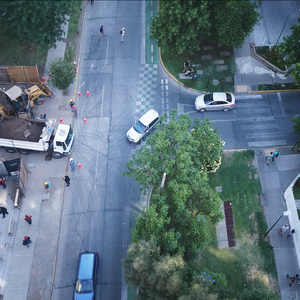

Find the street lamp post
[[263, 210, 291, 238]]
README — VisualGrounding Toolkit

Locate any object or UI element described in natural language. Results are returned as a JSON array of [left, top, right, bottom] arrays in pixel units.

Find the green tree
[[291, 115, 300, 147], [123, 238, 186, 300], [0, 0, 72, 48], [277, 18, 300, 68], [123, 239, 220, 300], [209, 0, 261, 48], [123, 110, 223, 190], [48, 58, 75, 90], [124, 110, 223, 260], [150, 0, 261, 54]]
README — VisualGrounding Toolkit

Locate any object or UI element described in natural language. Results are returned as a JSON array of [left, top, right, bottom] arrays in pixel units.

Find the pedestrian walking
[[69, 99, 75, 109], [266, 152, 272, 165], [99, 25, 105, 38], [44, 182, 50, 193], [63, 175, 70, 187], [72, 105, 78, 118], [22, 236, 32, 247], [24, 214, 32, 225], [287, 274, 299, 287], [0, 177, 6, 189], [91, 0, 94, 4], [74, 62, 77, 74], [0, 207, 9, 218], [279, 224, 289, 236], [120, 27, 125, 41], [70, 158, 75, 171], [287, 229, 295, 239], [272, 150, 280, 163]]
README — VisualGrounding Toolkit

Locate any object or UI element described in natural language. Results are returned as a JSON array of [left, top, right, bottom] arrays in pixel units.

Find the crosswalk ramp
[[235, 94, 287, 148]]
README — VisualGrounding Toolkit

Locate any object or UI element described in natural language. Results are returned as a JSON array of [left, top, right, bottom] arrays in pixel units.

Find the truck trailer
[[0, 116, 74, 158]]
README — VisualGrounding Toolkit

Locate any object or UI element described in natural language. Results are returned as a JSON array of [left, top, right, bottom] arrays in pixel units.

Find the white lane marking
[[277, 92, 285, 117], [79, 82, 85, 89], [235, 94, 263, 100], [248, 140, 287, 147], [105, 38, 109, 65], [101, 85, 105, 118]]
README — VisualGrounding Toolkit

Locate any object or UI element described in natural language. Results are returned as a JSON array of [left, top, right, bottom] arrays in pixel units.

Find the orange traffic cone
[[60, 116, 63, 123], [78, 90, 82, 97], [86, 90, 90, 97], [42, 75, 45, 82], [83, 117, 87, 123], [78, 162, 82, 169]]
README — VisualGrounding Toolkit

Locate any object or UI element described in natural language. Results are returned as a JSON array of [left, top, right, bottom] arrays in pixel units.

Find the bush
[[48, 58, 75, 90]]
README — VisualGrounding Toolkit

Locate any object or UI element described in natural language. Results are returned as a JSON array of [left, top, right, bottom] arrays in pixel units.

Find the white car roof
[[139, 109, 159, 125], [212, 93, 227, 101]]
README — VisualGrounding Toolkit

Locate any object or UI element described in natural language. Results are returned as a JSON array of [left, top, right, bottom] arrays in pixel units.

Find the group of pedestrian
[[279, 224, 295, 238], [287, 274, 299, 287], [266, 150, 280, 165], [22, 214, 32, 247], [98, 25, 125, 42]]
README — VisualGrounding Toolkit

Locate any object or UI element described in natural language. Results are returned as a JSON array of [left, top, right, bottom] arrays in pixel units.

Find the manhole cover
[[251, 85, 258, 91], [213, 79, 219, 85], [256, 149, 263, 157]]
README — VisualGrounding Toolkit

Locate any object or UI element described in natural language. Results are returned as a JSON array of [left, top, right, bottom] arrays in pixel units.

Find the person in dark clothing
[[0, 207, 9, 218], [63, 175, 70, 187], [0, 178, 6, 189], [22, 236, 32, 246], [24, 215, 32, 225], [183, 60, 190, 72]]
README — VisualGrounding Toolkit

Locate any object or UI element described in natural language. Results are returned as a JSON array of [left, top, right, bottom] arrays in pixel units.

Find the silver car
[[194, 92, 235, 112], [127, 109, 160, 143]]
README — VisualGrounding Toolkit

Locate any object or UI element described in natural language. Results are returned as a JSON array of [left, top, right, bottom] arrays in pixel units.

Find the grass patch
[[198, 150, 279, 298], [258, 82, 299, 91], [65, 1, 83, 63], [161, 43, 235, 93], [0, 24, 48, 69], [255, 46, 286, 71], [293, 178, 300, 200]]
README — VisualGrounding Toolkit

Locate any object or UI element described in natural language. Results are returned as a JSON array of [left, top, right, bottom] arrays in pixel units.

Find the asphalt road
[[51, 1, 145, 299], [50, 1, 300, 300]]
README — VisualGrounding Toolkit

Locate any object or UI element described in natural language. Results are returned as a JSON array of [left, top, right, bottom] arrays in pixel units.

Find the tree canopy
[[48, 58, 75, 90], [291, 115, 300, 147], [123, 239, 219, 300], [123, 110, 224, 260], [150, 0, 261, 54], [278, 18, 300, 83], [0, 0, 72, 48]]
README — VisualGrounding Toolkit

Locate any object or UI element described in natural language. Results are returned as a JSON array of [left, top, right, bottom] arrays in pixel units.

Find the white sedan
[[194, 92, 235, 112], [127, 109, 160, 143]]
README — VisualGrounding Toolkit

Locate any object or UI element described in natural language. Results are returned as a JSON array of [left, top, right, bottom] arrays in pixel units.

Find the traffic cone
[[78, 90, 82, 97], [42, 76, 45, 82], [60, 116, 63, 123], [83, 117, 87, 123], [78, 162, 82, 169], [86, 90, 90, 97]]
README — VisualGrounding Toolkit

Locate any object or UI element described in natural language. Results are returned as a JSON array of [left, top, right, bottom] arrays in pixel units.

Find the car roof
[[139, 109, 159, 125], [212, 93, 227, 102], [78, 252, 95, 279]]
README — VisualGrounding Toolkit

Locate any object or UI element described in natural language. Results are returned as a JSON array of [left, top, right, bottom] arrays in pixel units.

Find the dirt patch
[[0, 117, 45, 141]]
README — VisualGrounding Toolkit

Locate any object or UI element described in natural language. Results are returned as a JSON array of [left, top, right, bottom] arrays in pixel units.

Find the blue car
[[74, 251, 99, 300]]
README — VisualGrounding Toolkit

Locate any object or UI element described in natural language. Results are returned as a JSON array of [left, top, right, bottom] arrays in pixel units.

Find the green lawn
[[198, 150, 279, 298], [161, 44, 235, 93]]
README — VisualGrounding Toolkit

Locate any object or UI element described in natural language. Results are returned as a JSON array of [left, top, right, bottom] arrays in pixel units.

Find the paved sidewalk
[[256, 148, 300, 299], [0, 13, 78, 300]]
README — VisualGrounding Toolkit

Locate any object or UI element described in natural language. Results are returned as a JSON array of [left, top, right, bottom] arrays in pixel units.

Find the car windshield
[[75, 279, 93, 293], [133, 120, 147, 134], [203, 94, 214, 104], [64, 126, 73, 147]]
